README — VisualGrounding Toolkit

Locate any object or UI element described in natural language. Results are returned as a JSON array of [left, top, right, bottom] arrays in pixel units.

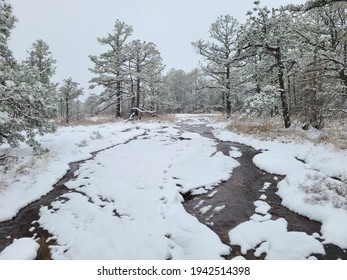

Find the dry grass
[[36, 235, 52, 260], [315, 120, 347, 149], [225, 114, 347, 150], [0, 150, 54, 191], [300, 173, 347, 210], [227, 115, 293, 140], [157, 114, 177, 123], [58, 113, 179, 126], [209, 113, 229, 122], [58, 114, 118, 127], [134, 113, 177, 123]]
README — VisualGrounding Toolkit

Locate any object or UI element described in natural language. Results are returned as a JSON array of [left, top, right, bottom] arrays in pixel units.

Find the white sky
[[8, 0, 306, 95]]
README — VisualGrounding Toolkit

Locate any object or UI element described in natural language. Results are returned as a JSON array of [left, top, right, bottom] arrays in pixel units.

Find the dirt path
[[181, 121, 347, 260], [1, 120, 346, 259], [0, 160, 78, 259], [0, 133, 144, 259]]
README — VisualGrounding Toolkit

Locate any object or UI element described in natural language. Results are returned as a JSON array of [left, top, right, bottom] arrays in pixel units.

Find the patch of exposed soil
[[0, 134, 144, 259], [181, 120, 347, 260]]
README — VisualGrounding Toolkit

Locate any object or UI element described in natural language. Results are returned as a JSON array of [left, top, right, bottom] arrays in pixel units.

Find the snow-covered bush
[[243, 85, 280, 117], [300, 173, 347, 210]]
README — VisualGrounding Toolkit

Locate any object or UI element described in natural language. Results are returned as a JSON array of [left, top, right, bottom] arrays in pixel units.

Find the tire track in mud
[[180, 121, 347, 260]]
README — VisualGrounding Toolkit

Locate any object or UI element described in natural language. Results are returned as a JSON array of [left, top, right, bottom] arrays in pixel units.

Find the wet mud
[[181, 121, 347, 260], [0, 161, 80, 259], [1, 121, 346, 260], [0, 133, 144, 259]]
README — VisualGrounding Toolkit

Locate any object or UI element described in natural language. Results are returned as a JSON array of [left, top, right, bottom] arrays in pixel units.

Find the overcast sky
[[8, 0, 306, 95]]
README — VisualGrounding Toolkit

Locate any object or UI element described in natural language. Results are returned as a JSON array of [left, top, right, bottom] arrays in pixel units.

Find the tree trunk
[[135, 76, 140, 117], [65, 96, 69, 124], [274, 47, 291, 128], [116, 81, 122, 118], [226, 64, 232, 117]]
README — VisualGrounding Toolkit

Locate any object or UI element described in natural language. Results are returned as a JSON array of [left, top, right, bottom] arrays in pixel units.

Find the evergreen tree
[[24, 39, 56, 84], [238, 1, 296, 128], [58, 78, 83, 124], [127, 40, 165, 117], [89, 20, 133, 117], [0, 1, 56, 152], [192, 15, 240, 117]]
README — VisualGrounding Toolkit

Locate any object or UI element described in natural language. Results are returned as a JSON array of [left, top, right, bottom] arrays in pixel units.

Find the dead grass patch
[[315, 120, 347, 149], [209, 113, 229, 122], [58, 114, 118, 127], [133, 114, 177, 123], [300, 173, 347, 210], [227, 116, 291, 140], [226, 114, 347, 149], [158, 114, 177, 123]]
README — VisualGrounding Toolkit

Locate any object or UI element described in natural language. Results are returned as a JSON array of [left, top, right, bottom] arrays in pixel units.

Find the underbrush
[[225, 114, 347, 150], [57, 113, 177, 126], [139, 114, 177, 123], [58, 114, 118, 126], [300, 173, 347, 210], [0, 149, 54, 191]]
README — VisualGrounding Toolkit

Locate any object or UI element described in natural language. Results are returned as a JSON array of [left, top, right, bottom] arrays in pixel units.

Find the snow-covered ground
[[212, 121, 347, 257], [0, 116, 236, 259], [1, 114, 347, 260]]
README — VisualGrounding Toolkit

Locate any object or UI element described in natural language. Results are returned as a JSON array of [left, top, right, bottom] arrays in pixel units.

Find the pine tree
[[58, 78, 83, 124], [192, 15, 240, 117], [24, 39, 56, 84], [1, 1, 56, 152], [89, 20, 133, 117], [127, 40, 165, 118], [238, 1, 296, 128], [285, 2, 347, 128]]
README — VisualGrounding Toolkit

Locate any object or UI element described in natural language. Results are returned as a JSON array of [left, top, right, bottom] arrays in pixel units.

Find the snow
[[34, 120, 235, 259], [0, 121, 144, 222], [199, 205, 213, 215], [207, 190, 218, 198], [214, 205, 226, 213], [213, 121, 347, 253], [253, 151, 306, 175], [254, 200, 271, 215], [214, 129, 347, 181], [250, 213, 272, 222], [193, 200, 204, 209], [229, 219, 325, 259], [2, 114, 347, 260], [229, 148, 242, 158], [0, 238, 39, 260], [277, 169, 347, 248]]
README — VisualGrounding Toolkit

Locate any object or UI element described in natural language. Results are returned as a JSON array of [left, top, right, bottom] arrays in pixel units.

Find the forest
[[1, 0, 347, 151], [1, 0, 347, 265]]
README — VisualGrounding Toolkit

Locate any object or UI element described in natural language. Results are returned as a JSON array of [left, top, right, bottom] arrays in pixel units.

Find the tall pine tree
[[0, 1, 56, 152]]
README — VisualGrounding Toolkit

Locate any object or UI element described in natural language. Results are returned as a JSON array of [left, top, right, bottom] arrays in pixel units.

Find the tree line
[[1, 0, 347, 152], [192, 0, 347, 129]]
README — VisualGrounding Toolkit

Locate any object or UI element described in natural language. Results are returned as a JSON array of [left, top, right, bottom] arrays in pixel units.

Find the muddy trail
[[0, 133, 144, 259], [181, 121, 347, 260], [0, 162, 77, 259], [1, 121, 346, 260]]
